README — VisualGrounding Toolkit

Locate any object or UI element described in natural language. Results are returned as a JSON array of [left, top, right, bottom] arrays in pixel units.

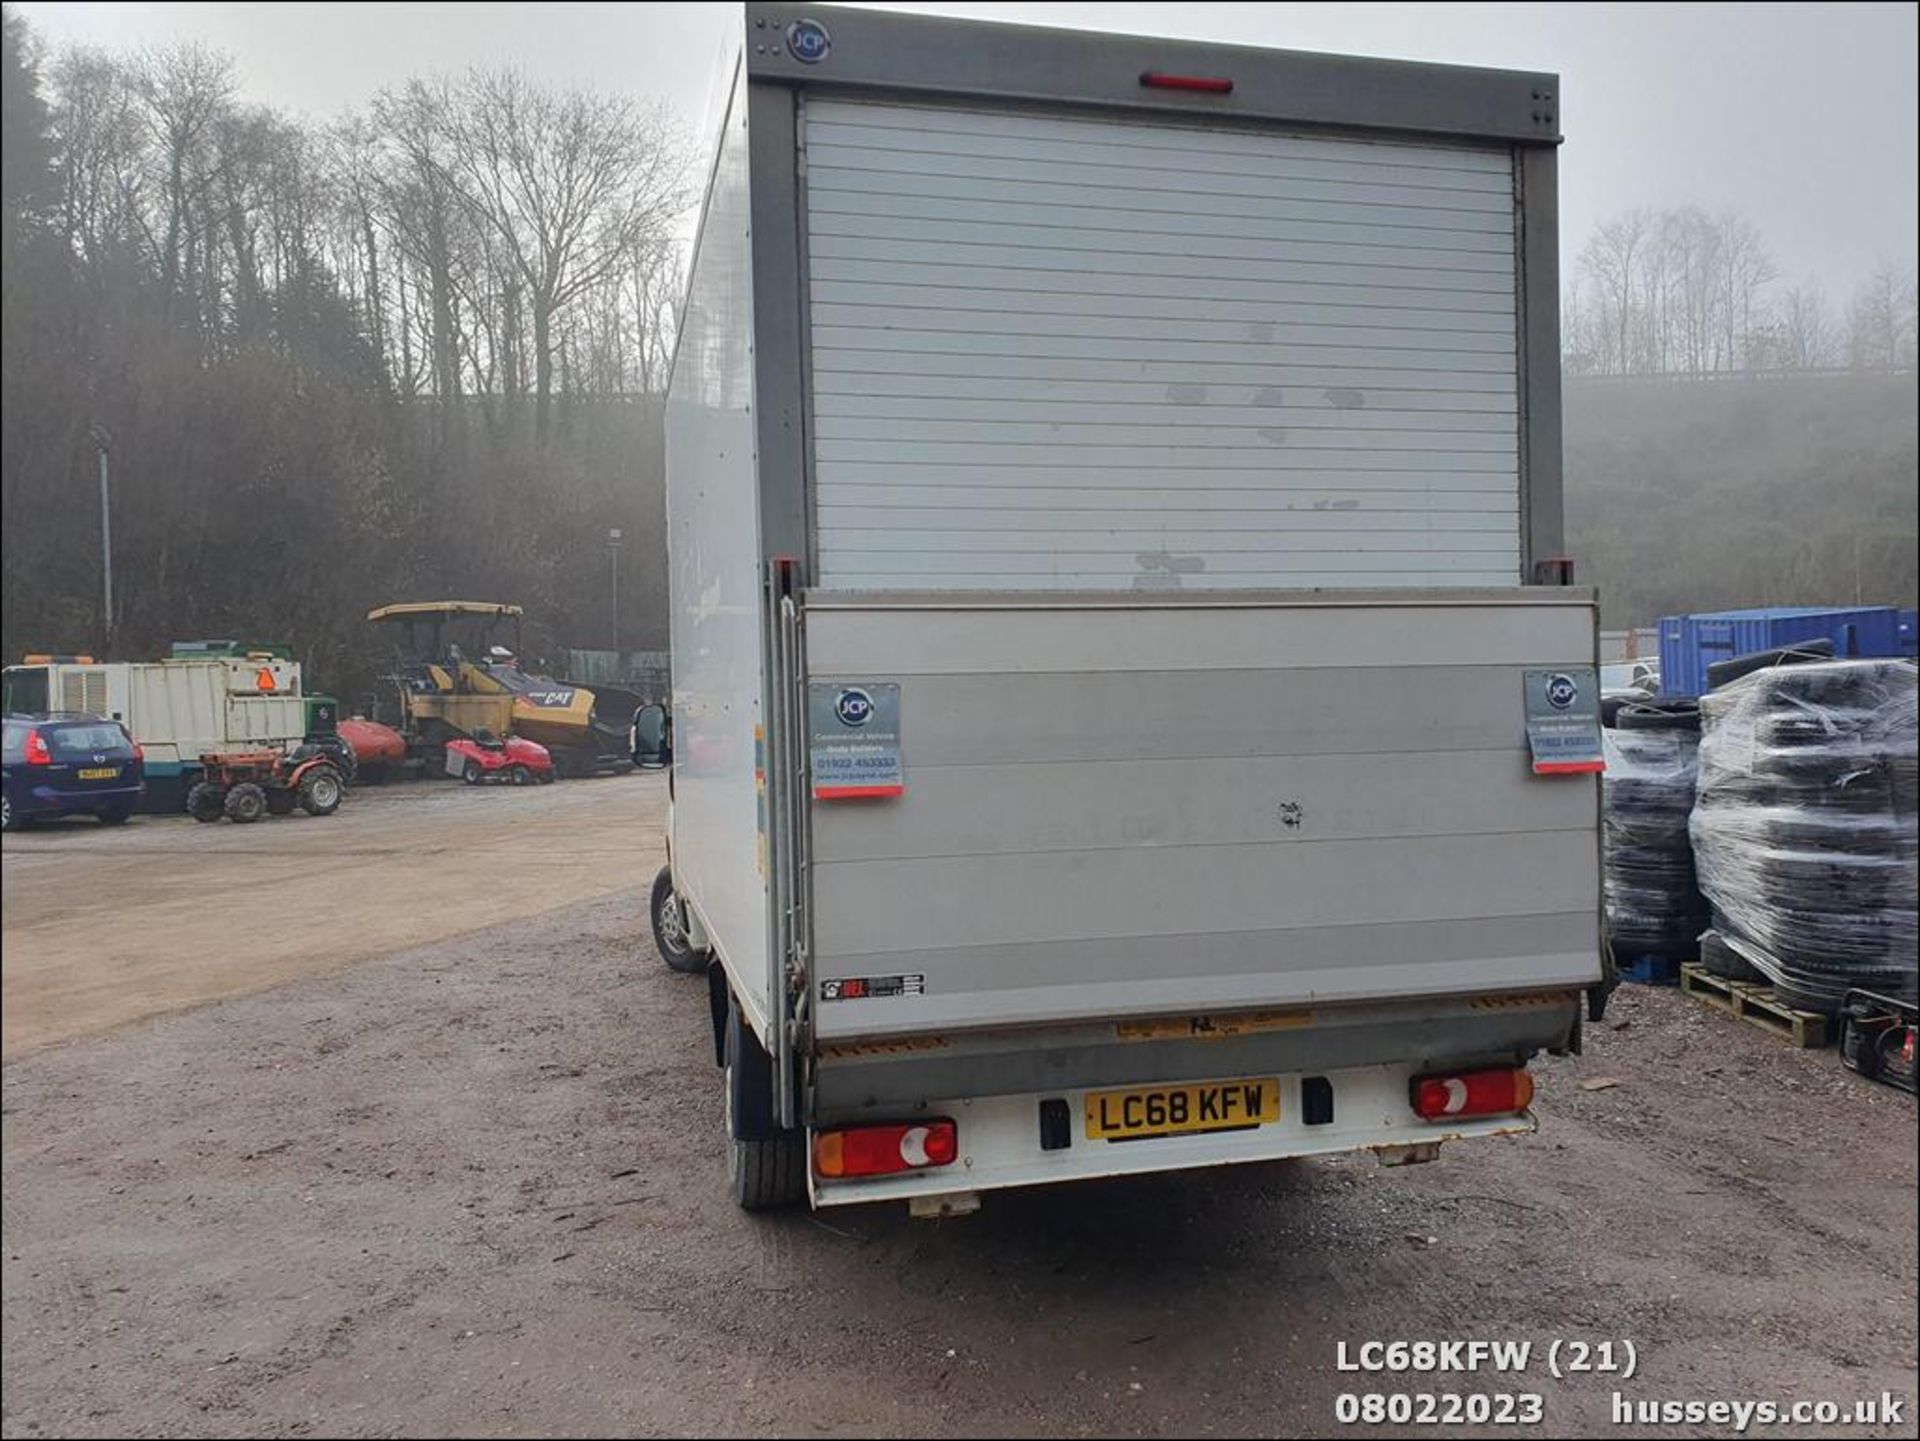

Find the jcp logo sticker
[[834, 688, 874, 727], [1545, 673, 1580, 711], [786, 18, 831, 63]]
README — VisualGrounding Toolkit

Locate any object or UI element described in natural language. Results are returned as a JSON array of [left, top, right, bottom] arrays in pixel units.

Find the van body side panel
[[666, 58, 776, 1032]]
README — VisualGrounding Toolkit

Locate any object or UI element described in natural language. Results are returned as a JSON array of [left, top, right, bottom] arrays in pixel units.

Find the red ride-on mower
[[445, 730, 555, 786], [187, 749, 347, 823]]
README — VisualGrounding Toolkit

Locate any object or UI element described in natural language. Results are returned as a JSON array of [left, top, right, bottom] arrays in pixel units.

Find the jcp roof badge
[[787, 18, 831, 63]]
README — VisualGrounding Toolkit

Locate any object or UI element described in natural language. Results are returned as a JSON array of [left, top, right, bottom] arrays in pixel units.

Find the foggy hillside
[[1566, 372, 1919, 627]]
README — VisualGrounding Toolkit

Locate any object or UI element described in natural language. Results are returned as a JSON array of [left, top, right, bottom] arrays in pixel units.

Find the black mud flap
[[707, 964, 730, 1069]]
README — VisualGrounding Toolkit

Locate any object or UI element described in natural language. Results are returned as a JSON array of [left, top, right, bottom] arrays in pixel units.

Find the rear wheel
[[224, 783, 268, 823], [1, 794, 17, 831], [650, 866, 710, 974], [298, 767, 344, 816], [187, 783, 227, 823], [723, 996, 807, 1211], [462, 761, 483, 786], [325, 741, 358, 786]]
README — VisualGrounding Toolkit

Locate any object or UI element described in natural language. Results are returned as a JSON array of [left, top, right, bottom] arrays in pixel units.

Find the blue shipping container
[[1658, 606, 1909, 697]]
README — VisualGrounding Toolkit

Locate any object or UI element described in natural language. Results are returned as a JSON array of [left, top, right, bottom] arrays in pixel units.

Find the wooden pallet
[[1680, 964, 1830, 1048]]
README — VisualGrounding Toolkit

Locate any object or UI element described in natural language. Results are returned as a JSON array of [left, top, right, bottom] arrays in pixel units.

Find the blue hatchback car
[[2, 714, 146, 830]]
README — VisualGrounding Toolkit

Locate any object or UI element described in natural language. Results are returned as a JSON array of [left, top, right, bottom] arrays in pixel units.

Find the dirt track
[[2, 822, 1914, 1438], [1, 774, 663, 1060]]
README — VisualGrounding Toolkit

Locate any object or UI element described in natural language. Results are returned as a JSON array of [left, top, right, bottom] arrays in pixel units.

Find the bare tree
[[1580, 208, 1653, 376], [437, 68, 684, 441], [1715, 208, 1776, 369], [1653, 206, 1716, 373], [369, 79, 474, 439], [130, 43, 232, 323], [49, 46, 144, 276], [1571, 204, 1793, 376], [326, 114, 388, 364], [1846, 260, 1919, 370], [1777, 281, 1836, 369]]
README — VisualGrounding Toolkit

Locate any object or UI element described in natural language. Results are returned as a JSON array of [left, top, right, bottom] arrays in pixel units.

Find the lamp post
[[89, 424, 113, 652], [608, 528, 624, 656]]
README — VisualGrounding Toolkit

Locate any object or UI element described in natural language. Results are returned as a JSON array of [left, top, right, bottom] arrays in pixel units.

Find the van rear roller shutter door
[[803, 98, 1522, 591]]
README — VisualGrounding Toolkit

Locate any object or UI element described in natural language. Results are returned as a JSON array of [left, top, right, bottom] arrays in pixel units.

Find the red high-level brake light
[[1140, 71, 1234, 94]]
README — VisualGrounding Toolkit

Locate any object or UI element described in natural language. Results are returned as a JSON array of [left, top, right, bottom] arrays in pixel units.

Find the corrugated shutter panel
[[804, 99, 1522, 590]]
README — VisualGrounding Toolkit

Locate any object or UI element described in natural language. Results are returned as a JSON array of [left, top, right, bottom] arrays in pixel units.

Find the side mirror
[[632, 703, 671, 769]]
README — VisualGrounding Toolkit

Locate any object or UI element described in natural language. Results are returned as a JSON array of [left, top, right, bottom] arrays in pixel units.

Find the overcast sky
[[15, 1, 1918, 296]]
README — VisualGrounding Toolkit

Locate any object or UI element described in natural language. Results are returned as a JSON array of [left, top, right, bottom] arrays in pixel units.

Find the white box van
[[645, 3, 1603, 1214]]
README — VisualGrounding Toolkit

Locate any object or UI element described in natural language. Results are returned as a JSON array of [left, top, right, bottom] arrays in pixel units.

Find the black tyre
[[296, 739, 358, 787], [325, 740, 359, 786], [1, 794, 18, 831], [187, 783, 227, 823], [298, 766, 344, 816], [650, 866, 711, 974], [510, 764, 532, 786], [1616, 699, 1702, 732], [1698, 928, 1767, 985], [224, 783, 268, 823], [462, 761, 483, 786], [723, 995, 807, 1211], [1706, 639, 1834, 691]]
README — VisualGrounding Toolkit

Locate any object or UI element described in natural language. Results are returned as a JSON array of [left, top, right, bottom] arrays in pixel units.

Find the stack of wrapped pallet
[[1602, 704, 1709, 964], [1690, 658, 1918, 1015]]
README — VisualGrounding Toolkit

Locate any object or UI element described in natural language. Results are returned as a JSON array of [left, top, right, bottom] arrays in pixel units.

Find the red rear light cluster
[[24, 728, 51, 766], [1410, 1068, 1534, 1122], [1140, 70, 1235, 94], [814, 1120, 958, 1180]]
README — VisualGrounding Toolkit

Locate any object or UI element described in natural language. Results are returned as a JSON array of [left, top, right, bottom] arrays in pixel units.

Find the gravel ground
[[2, 885, 1913, 1439], [1, 773, 661, 1059]]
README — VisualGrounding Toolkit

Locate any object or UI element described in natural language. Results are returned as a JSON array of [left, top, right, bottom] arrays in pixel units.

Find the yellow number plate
[[1085, 1077, 1280, 1141], [78, 767, 121, 780]]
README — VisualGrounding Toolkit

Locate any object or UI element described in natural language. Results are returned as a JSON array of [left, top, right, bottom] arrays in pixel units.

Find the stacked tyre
[[1690, 659, 1918, 1014], [1602, 701, 1709, 962]]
